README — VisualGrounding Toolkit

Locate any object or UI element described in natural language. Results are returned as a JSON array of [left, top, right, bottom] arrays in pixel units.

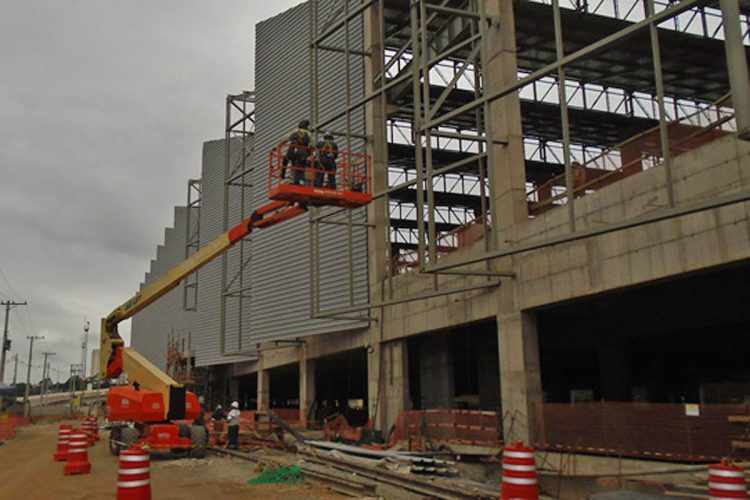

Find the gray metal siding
[[246, 0, 368, 346], [130, 206, 197, 372], [136, 1, 370, 369], [193, 137, 250, 367]]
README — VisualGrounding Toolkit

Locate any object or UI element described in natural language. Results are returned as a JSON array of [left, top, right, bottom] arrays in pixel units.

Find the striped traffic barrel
[[117, 447, 151, 500], [82, 418, 96, 446], [53, 424, 72, 461], [709, 461, 747, 499], [63, 431, 91, 475], [501, 442, 539, 500]]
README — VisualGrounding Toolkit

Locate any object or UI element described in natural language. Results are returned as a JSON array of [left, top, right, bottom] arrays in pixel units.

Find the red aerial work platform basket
[[268, 141, 372, 208]]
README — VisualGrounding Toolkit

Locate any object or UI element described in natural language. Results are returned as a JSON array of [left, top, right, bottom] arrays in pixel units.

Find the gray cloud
[[0, 0, 301, 383]]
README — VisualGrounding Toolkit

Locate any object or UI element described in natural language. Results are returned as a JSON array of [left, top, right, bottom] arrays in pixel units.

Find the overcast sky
[[0, 0, 300, 384]]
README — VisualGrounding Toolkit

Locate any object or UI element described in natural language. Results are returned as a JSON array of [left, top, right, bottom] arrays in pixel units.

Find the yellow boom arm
[[99, 201, 305, 384]]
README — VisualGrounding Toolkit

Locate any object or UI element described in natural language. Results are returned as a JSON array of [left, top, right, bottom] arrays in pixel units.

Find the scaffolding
[[221, 91, 256, 357], [304, 0, 749, 319], [183, 178, 201, 312]]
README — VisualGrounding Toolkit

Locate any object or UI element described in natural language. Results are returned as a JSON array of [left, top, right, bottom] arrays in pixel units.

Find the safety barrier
[[390, 409, 502, 448], [63, 431, 91, 475], [501, 442, 539, 500], [708, 461, 748, 499], [53, 424, 72, 461], [117, 447, 151, 500], [536, 402, 749, 462]]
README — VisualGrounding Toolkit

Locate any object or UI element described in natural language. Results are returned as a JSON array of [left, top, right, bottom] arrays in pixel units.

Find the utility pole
[[40, 352, 55, 406], [23, 335, 44, 417], [1, 300, 27, 383], [81, 320, 89, 381], [12, 353, 18, 385]]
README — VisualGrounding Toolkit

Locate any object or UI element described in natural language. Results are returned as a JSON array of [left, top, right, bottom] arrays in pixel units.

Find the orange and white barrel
[[117, 447, 151, 500], [501, 442, 539, 500], [88, 416, 100, 441], [709, 461, 747, 499], [63, 431, 91, 475], [53, 424, 72, 461]]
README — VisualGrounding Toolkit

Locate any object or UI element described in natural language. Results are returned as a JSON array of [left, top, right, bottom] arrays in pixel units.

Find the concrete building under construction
[[131, 0, 750, 464]]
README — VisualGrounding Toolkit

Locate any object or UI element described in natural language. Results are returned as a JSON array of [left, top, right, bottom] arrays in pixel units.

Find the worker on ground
[[227, 401, 241, 450], [283, 119, 311, 185], [315, 131, 339, 189], [211, 404, 226, 445]]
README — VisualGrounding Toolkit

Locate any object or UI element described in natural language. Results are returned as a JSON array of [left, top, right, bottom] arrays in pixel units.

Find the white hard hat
[[231, 401, 239, 409]]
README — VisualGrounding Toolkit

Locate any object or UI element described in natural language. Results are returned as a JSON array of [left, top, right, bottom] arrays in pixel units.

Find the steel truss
[[308, 0, 749, 315], [221, 91, 256, 356]]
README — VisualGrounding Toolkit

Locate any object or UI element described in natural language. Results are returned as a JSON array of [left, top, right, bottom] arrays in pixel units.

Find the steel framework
[[183, 178, 201, 311], [221, 91, 257, 356], [306, 0, 749, 316]]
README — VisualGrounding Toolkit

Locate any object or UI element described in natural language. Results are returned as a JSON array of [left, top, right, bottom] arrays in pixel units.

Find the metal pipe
[[220, 95, 231, 355], [472, 2, 491, 266], [314, 219, 374, 228], [720, 0, 750, 140], [435, 270, 515, 278], [410, 1, 427, 271], [420, 0, 438, 275], [425, 3, 480, 18], [553, 0, 576, 231], [316, 43, 370, 57], [310, 1, 320, 317], [424, 189, 750, 273], [345, 0, 355, 307], [647, 0, 675, 208], [421, 0, 708, 131], [314, 280, 501, 318]]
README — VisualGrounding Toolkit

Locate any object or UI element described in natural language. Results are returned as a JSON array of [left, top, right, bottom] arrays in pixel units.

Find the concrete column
[[368, 340, 411, 432], [486, 0, 529, 242], [419, 333, 454, 409], [498, 310, 543, 444], [299, 349, 315, 428], [257, 368, 270, 413]]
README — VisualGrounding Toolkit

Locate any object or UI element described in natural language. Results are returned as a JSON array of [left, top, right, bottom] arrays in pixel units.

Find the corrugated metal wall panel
[[193, 137, 251, 367], [130, 206, 197, 372], [136, 1, 371, 368], [245, 0, 369, 346]]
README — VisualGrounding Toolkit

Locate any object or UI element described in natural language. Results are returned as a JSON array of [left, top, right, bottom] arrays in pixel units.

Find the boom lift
[[100, 142, 370, 455]]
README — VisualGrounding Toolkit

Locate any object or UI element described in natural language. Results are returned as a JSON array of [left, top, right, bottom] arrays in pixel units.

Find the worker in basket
[[282, 119, 311, 185], [315, 131, 339, 189]]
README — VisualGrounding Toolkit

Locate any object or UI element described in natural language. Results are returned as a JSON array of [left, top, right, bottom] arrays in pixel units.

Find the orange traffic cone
[[53, 424, 72, 461], [501, 442, 539, 500], [117, 447, 151, 500], [63, 431, 91, 475], [709, 460, 747, 499]]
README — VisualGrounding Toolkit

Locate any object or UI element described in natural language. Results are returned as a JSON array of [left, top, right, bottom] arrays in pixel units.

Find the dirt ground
[[0, 422, 346, 500]]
